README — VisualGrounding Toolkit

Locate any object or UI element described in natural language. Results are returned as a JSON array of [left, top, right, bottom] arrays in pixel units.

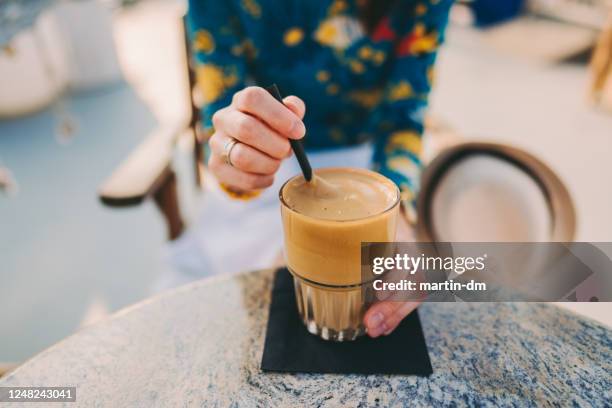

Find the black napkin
[[261, 268, 433, 376]]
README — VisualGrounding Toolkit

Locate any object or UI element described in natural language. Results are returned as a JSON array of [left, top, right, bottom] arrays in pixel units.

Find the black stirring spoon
[[265, 84, 313, 182]]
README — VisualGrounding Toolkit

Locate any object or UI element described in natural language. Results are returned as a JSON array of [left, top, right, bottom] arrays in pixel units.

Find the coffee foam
[[282, 168, 398, 221]]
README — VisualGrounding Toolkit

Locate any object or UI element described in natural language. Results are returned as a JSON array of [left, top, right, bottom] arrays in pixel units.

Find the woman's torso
[[229, 0, 403, 150]]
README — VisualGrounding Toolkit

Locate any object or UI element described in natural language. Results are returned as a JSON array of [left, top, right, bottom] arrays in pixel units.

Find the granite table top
[[1, 269, 610, 407]]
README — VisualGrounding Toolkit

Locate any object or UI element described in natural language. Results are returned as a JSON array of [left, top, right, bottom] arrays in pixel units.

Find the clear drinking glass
[[279, 167, 400, 341]]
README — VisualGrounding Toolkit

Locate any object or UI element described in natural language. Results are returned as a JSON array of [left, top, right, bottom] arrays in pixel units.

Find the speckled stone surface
[[1, 269, 610, 407]]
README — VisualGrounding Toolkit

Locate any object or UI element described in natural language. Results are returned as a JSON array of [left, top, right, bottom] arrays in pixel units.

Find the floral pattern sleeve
[[370, 0, 453, 206], [187, 0, 453, 206], [187, 0, 247, 131]]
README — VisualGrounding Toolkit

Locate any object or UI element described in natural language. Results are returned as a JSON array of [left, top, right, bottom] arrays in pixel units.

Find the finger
[[363, 302, 398, 337], [212, 109, 291, 159], [380, 301, 420, 336], [396, 212, 416, 241], [364, 301, 420, 338], [279, 96, 303, 158], [282, 95, 306, 120], [209, 131, 281, 175], [208, 154, 275, 191], [232, 86, 305, 139]]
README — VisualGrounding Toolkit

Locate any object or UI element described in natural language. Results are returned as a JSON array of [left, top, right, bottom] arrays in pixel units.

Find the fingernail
[[290, 120, 306, 138], [367, 312, 384, 329], [383, 327, 393, 336], [369, 322, 389, 338]]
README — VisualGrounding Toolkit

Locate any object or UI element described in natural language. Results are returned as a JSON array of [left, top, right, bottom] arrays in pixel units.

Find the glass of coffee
[[279, 167, 400, 341]]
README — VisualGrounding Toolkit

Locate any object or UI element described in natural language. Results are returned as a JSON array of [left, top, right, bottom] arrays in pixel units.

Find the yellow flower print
[[403, 24, 439, 54], [348, 89, 383, 108], [284, 27, 304, 47], [314, 16, 364, 49], [358, 46, 373, 60], [373, 50, 386, 65], [315, 20, 338, 47], [414, 23, 426, 36], [195, 64, 238, 104], [411, 33, 438, 54], [328, 0, 348, 16], [316, 70, 331, 82], [427, 66, 435, 85], [193, 30, 215, 54], [388, 81, 413, 101], [386, 156, 420, 178], [349, 59, 365, 74], [326, 83, 340, 95], [415, 3, 427, 16], [241, 0, 261, 19], [385, 131, 422, 155]]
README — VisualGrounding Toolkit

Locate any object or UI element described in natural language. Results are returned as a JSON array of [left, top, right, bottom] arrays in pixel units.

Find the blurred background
[[1, 0, 611, 372]]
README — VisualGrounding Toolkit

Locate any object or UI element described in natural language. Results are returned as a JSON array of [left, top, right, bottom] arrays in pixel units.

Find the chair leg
[[154, 170, 185, 240], [194, 129, 206, 189]]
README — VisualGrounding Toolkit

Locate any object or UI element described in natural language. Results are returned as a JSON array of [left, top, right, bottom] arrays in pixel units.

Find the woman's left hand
[[363, 212, 422, 338]]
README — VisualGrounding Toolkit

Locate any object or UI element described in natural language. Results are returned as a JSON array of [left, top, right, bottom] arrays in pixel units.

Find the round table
[[1, 269, 610, 406]]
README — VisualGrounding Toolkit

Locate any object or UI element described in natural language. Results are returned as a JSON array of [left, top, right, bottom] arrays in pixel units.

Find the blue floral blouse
[[188, 0, 453, 200]]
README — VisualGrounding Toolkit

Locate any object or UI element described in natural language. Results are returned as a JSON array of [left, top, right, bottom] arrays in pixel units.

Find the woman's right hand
[[208, 86, 306, 192]]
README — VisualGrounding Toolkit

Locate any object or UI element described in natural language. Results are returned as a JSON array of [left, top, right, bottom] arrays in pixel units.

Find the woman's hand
[[363, 211, 422, 337], [208, 87, 306, 192]]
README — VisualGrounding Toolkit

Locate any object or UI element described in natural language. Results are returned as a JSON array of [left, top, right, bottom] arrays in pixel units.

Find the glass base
[[291, 269, 366, 342], [303, 319, 366, 341]]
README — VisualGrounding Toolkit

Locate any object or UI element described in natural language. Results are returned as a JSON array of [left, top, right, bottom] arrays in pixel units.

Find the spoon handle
[[265, 84, 312, 181]]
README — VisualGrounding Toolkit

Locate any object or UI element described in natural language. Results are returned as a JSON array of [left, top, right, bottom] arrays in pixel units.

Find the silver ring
[[222, 138, 239, 167]]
